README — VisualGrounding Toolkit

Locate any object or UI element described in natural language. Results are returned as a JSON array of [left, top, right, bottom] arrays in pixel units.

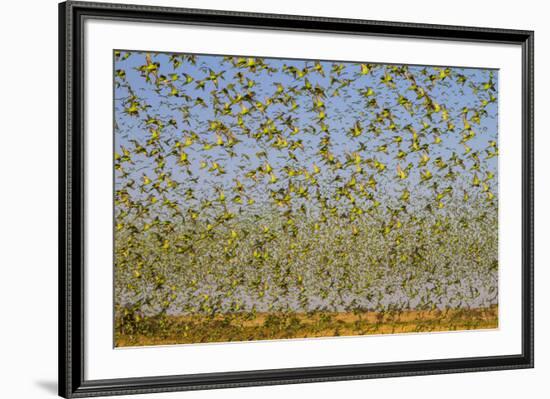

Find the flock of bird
[[113, 50, 498, 334]]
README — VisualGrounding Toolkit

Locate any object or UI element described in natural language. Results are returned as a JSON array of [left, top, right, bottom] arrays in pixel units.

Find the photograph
[[113, 50, 499, 347], [55, 2, 535, 396], [0, 0, 544, 398]]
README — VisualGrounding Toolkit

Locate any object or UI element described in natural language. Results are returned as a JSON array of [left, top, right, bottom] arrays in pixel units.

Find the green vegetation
[[116, 307, 498, 347]]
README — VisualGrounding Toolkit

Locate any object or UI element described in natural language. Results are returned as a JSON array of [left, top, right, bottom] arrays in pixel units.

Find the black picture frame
[[59, 1, 534, 397]]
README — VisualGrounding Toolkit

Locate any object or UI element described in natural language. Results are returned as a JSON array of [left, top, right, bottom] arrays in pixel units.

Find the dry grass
[[115, 305, 498, 347]]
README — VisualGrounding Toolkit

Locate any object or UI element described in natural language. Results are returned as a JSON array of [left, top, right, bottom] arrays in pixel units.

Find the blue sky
[[114, 50, 498, 217]]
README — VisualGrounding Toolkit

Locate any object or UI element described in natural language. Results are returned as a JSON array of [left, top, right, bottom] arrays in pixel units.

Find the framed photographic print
[[59, 1, 534, 397]]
